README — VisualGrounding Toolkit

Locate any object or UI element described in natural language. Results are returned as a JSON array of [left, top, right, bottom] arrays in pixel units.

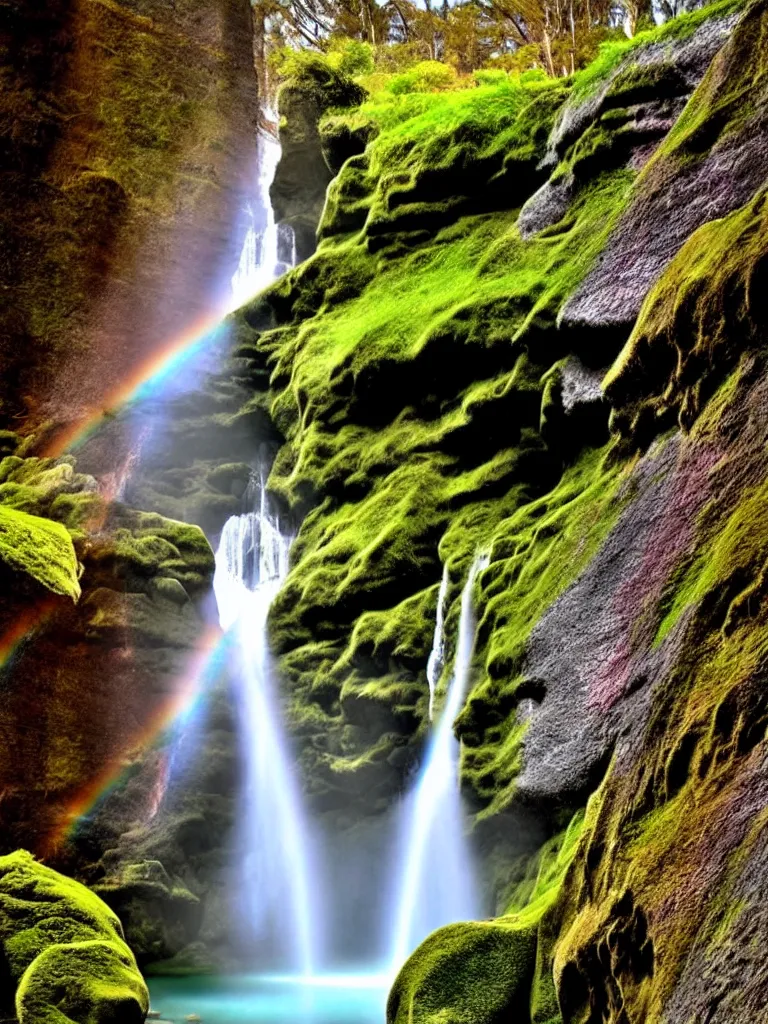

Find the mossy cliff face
[[0, 0, 258, 436], [220, 0, 768, 1017], [0, 851, 148, 1024], [0, 0, 262, 971]]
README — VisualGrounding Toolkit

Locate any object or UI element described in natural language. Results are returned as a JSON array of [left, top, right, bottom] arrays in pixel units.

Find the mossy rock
[[388, 920, 537, 1024], [0, 504, 81, 601], [0, 851, 148, 1024]]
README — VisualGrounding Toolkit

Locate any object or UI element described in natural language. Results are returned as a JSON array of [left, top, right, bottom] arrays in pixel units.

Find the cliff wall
[[223, 1, 768, 1017]]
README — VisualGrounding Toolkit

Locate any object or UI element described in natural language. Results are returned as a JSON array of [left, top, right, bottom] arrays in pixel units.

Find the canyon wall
[[0, 0, 261, 983], [0, 0, 258, 438], [3, 0, 768, 1019]]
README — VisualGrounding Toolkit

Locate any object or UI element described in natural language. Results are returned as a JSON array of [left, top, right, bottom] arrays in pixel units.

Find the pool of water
[[147, 972, 391, 1024]]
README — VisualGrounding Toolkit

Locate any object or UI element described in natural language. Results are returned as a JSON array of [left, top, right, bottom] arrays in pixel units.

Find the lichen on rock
[[0, 505, 81, 602]]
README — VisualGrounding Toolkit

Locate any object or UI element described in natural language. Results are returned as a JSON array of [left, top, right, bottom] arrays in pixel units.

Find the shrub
[[473, 68, 509, 87], [330, 38, 375, 76], [388, 60, 458, 95]]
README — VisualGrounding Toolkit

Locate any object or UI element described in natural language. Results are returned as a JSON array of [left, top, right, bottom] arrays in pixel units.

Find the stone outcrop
[[271, 55, 368, 262]]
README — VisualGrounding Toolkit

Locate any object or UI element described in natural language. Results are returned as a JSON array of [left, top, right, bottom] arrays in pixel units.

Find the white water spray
[[213, 485, 319, 975], [389, 553, 488, 971], [229, 132, 296, 312]]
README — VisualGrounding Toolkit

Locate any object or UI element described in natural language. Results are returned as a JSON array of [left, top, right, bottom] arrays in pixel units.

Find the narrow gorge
[[1, 0, 768, 1021]]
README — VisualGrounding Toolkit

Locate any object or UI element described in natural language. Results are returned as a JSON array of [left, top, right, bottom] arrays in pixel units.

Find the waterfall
[[229, 132, 296, 312], [213, 485, 319, 975], [389, 553, 488, 971], [426, 564, 450, 721]]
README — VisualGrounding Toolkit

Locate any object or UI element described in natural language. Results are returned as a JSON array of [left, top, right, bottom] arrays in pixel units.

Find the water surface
[[148, 973, 389, 1024]]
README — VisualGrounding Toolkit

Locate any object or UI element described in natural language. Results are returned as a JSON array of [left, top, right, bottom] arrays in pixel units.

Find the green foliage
[[338, 66, 560, 137], [388, 60, 459, 94], [330, 38, 375, 76], [655, 457, 768, 644], [272, 47, 368, 109], [0, 851, 148, 1024], [604, 0, 768, 449], [0, 505, 81, 601]]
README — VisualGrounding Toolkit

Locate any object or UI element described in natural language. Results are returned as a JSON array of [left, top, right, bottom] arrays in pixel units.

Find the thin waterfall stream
[[389, 553, 488, 970], [229, 129, 295, 312], [426, 563, 450, 722]]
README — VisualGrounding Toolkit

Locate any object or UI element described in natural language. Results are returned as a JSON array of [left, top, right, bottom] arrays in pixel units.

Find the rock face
[[0, 0, 261, 978], [211, 0, 768, 1018], [0, 851, 148, 1024], [0, 449, 215, 858], [271, 56, 368, 262], [0, 0, 258, 435]]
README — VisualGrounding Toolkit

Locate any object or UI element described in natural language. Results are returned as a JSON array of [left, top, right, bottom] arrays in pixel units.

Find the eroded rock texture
[[0, 0, 261, 980]]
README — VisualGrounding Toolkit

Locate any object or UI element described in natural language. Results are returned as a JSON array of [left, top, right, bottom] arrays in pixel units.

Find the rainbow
[[46, 622, 226, 854], [35, 306, 236, 852], [43, 310, 228, 458], [0, 599, 58, 672]]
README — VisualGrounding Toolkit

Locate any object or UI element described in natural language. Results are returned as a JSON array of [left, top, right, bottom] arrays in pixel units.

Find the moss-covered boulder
[[389, 921, 537, 1024], [0, 505, 80, 602], [389, 814, 584, 1024], [0, 850, 148, 1023]]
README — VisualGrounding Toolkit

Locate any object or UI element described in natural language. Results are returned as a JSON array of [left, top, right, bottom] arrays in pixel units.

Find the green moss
[[275, 50, 368, 112], [107, 511, 215, 597], [318, 77, 568, 246], [606, 185, 768, 446], [0, 851, 148, 1024], [246, 49, 635, 814], [443, 445, 623, 813], [389, 920, 537, 1024], [0, 505, 81, 601], [388, 811, 584, 1024], [655, 472, 768, 644]]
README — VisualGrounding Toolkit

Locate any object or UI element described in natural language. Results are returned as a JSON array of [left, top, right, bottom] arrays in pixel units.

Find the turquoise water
[[148, 973, 390, 1024]]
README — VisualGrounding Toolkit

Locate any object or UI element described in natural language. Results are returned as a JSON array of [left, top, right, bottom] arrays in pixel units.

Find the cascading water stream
[[389, 553, 489, 971], [229, 130, 295, 312], [426, 563, 450, 721], [213, 485, 319, 975]]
